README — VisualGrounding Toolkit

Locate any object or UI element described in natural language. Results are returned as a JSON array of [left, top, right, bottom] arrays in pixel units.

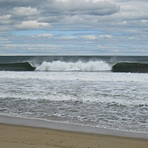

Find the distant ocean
[[0, 56, 148, 133]]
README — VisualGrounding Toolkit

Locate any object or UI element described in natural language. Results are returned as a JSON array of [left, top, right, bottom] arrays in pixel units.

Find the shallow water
[[0, 71, 148, 133]]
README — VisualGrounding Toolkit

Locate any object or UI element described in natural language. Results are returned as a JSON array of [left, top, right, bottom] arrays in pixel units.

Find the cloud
[[43, 0, 120, 16], [12, 7, 39, 16], [99, 35, 112, 39], [16, 21, 51, 29], [0, 15, 11, 25], [0, 0, 148, 55], [0, 0, 46, 9], [80, 34, 112, 40], [81, 35, 97, 40], [33, 34, 54, 38]]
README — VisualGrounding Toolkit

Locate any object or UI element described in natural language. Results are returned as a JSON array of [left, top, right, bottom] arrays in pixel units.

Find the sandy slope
[[0, 124, 148, 148]]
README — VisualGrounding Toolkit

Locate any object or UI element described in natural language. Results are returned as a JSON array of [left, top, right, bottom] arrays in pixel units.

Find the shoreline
[[0, 115, 148, 148], [0, 115, 148, 139]]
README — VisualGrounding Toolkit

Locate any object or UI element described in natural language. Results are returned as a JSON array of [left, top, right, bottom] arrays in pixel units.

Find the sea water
[[0, 56, 148, 133]]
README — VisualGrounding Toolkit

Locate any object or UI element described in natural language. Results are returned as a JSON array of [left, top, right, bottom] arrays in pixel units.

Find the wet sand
[[0, 123, 148, 148]]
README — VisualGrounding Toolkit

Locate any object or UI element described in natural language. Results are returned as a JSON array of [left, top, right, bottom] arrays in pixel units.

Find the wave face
[[35, 60, 111, 72], [0, 62, 35, 71], [112, 62, 148, 73]]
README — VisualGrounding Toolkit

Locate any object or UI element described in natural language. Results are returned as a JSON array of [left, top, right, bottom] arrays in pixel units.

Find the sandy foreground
[[0, 124, 147, 148]]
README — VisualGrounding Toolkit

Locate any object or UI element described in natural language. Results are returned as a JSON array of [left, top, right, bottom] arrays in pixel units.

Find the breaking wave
[[35, 60, 111, 72], [1, 60, 147, 73]]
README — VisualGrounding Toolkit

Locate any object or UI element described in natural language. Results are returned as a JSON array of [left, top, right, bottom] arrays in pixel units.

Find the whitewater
[[0, 56, 148, 134], [35, 60, 111, 72]]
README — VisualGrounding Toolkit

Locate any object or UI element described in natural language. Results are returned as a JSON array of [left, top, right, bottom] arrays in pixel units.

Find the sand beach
[[0, 123, 148, 148], [0, 115, 148, 148]]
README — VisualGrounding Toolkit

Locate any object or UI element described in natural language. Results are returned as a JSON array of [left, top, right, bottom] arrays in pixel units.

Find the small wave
[[35, 60, 111, 72], [112, 62, 148, 73], [0, 62, 35, 71]]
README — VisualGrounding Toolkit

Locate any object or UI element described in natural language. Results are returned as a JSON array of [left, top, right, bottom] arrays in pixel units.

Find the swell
[[0, 62, 35, 71], [112, 62, 148, 73]]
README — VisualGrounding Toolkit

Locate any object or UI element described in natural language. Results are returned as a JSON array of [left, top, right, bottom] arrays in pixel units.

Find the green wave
[[112, 62, 148, 73], [0, 62, 35, 71]]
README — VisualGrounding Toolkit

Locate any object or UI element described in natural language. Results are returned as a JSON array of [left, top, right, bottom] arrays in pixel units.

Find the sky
[[0, 0, 148, 55]]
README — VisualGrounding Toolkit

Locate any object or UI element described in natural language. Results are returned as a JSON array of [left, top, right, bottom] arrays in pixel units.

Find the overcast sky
[[0, 0, 148, 55]]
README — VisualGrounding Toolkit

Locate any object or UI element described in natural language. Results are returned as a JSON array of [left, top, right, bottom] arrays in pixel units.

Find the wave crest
[[35, 60, 111, 72]]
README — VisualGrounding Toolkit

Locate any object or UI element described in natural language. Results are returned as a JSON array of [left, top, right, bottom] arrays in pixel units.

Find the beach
[[0, 123, 148, 148]]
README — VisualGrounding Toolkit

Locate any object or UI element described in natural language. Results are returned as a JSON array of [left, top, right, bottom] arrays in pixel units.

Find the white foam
[[0, 71, 148, 133], [35, 60, 111, 72], [0, 71, 147, 106], [0, 71, 148, 82]]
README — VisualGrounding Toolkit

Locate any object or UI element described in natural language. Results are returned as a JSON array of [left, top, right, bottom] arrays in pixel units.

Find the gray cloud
[[0, 0, 120, 29], [0, 0, 47, 8], [0, 0, 147, 30], [45, 0, 120, 16], [0, 0, 148, 55], [12, 7, 39, 16]]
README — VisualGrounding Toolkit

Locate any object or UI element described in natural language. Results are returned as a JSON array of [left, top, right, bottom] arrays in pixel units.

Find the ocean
[[0, 56, 148, 133]]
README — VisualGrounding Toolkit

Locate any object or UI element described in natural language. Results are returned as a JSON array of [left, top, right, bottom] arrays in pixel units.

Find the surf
[[35, 60, 111, 72]]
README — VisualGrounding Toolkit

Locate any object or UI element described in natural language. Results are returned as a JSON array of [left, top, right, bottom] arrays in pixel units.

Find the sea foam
[[35, 60, 111, 72]]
